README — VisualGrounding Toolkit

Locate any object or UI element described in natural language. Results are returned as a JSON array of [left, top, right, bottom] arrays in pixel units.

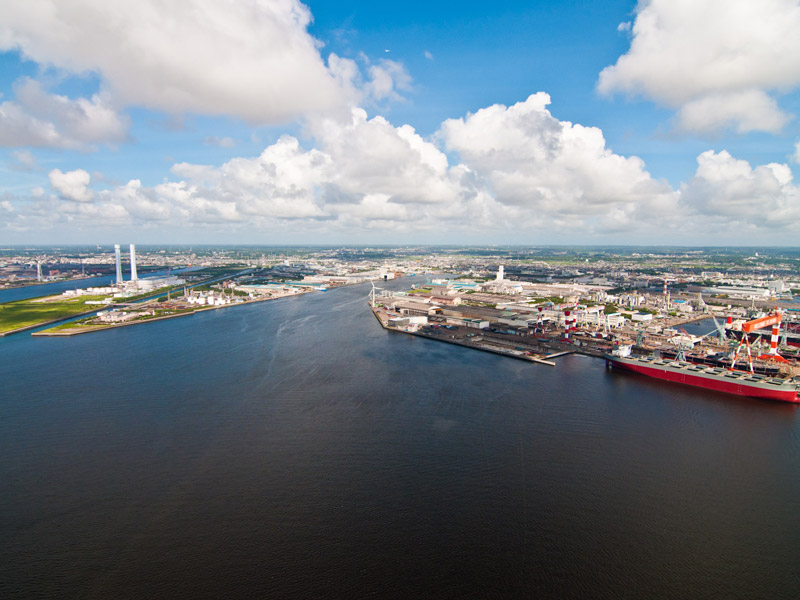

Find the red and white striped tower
[[564, 310, 570, 339], [769, 323, 780, 355], [537, 306, 543, 324]]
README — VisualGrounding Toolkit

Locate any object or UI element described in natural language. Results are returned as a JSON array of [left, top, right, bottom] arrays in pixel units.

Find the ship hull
[[607, 356, 799, 403]]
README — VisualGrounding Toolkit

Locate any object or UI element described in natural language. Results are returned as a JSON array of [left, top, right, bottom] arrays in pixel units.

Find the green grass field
[[44, 306, 198, 333], [0, 295, 110, 333]]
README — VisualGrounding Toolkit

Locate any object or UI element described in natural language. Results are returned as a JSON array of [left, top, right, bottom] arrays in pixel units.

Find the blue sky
[[1, 0, 800, 245]]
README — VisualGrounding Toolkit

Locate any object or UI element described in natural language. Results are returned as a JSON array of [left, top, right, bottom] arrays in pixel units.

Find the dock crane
[[709, 313, 727, 344]]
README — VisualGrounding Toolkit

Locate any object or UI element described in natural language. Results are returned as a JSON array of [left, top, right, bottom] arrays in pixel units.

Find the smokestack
[[129, 244, 138, 281], [37, 261, 42, 282], [114, 244, 123, 284]]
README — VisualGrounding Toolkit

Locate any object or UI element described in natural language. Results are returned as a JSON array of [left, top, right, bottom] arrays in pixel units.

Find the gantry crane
[[730, 310, 788, 371]]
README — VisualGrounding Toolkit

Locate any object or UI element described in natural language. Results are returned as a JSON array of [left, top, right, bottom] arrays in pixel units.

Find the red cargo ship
[[606, 346, 800, 403]]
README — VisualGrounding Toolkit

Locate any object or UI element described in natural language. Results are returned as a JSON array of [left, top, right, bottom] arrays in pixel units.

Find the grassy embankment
[[0, 295, 111, 333], [46, 306, 197, 332]]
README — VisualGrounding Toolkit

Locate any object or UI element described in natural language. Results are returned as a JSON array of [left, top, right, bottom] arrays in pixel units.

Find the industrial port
[[369, 264, 800, 402], [5, 245, 800, 390]]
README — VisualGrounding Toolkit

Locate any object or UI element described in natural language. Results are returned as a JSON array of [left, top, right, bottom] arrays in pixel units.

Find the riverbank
[[33, 289, 313, 336], [0, 268, 255, 337], [0, 307, 104, 337], [0, 293, 115, 337]]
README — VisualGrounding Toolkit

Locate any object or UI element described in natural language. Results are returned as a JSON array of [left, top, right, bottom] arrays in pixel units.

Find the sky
[[1, 0, 800, 246]]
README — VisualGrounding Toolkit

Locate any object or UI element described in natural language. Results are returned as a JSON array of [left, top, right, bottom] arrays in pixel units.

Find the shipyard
[[368, 261, 800, 403]]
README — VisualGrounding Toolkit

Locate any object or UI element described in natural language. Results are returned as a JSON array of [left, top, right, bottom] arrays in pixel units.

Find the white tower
[[129, 244, 138, 281], [36, 261, 42, 281], [114, 244, 123, 284], [496, 265, 504, 281]]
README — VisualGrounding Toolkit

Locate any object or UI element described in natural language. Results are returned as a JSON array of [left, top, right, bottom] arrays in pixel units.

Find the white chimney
[[114, 244, 123, 284], [130, 244, 138, 281]]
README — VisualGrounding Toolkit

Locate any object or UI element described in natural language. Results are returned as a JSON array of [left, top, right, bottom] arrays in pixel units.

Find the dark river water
[[1, 279, 799, 599], [0, 274, 117, 303]]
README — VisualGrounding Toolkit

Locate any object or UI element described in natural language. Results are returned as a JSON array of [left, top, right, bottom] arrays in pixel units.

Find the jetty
[[370, 304, 597, 365]]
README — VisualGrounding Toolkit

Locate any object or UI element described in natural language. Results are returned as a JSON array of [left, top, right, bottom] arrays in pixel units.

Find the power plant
[[104, 243, 184, 294]]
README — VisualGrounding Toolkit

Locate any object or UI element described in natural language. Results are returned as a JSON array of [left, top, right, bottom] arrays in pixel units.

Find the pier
[[370, 304, 606, 365]]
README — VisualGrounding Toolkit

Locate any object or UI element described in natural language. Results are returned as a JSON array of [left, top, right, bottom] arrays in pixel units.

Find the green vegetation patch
[[0, 294, 111, 333], [46, 318, 97, 332], [42, 306, 198, 334]]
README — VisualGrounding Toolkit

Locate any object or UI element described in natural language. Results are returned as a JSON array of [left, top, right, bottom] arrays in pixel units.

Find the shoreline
[[0, 275, 109, 292], [369, 304, 590, 365], [0, 307, 104, 338], [32, 290, 313, 337], [2, 268, 260, 338]]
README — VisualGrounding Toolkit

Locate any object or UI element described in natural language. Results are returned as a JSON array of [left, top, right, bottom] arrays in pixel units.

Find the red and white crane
[[731, 310, 787, 371]]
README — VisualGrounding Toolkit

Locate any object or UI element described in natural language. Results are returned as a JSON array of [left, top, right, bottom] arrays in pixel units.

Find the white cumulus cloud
[[0, 78, 129, 149], [598, 0, 800, 134], [680, 150, 800, 230], [30, 97, 680, 239], [309, 108, 463, 207], [676, 89, 790, 135], [8, 96, 800, 244], [438, 93, 677, 234], [48, 168, 93, 202], [364, 60, 412, 102], [0, 0, 406, 125]]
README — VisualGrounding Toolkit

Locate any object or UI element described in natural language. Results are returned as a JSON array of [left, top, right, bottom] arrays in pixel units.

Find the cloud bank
[[6, 93, 798, 243]]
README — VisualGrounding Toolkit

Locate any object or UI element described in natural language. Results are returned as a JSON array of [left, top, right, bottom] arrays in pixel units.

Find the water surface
[[1, 280, 798, 599]]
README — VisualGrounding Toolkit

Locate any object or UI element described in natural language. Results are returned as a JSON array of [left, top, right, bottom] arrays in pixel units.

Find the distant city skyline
[[1, 0, 799, 245]]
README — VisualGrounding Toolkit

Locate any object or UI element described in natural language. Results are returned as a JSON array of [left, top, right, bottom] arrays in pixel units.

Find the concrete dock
[[370, 304, 606, 365]]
